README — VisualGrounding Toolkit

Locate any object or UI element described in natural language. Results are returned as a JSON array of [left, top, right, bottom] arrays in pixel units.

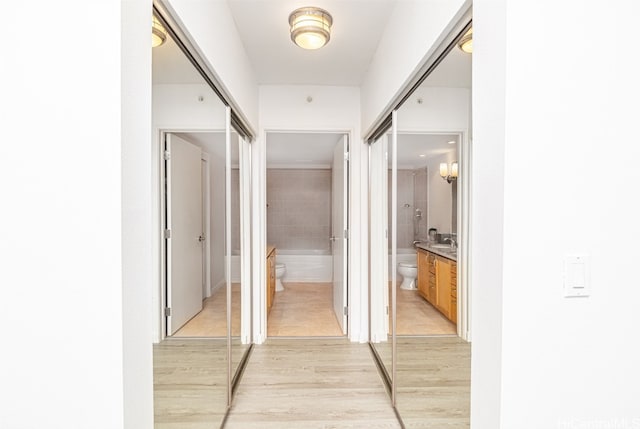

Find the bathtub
[[276, 249, 333, 283], [217, 249, 332, 288], [389, 248, 417, 280]]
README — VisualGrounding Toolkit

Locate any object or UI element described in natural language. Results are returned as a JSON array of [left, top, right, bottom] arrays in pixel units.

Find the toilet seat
[[398, 262, 417, 268]]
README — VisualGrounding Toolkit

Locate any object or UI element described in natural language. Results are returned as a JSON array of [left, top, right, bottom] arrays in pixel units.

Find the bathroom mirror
[[393, 22, 472, 427], [369, 126, 395, 397]]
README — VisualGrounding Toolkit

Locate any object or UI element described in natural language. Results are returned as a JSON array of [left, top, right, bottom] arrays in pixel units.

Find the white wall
[[426, 152, 456, 233], [258, 85, 367, 342], [360, 0, 469, 134], [166, 0, 259, 131], [153, 84, 227, 128], [122, 0, 154, 428], [0, 1, 144, 428], [398, 87, 470, 131], [472, 0, 640, 427]]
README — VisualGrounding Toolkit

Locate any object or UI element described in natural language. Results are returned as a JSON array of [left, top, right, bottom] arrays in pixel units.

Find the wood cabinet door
[[449, 261, 457, 323], [427, 253, 437, 304], [417, 250, 429, 300], [266, 252, 275, 313], [435, 256, 452, 317]]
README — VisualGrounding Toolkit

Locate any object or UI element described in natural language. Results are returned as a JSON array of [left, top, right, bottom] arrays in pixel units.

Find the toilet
[[275, 263, 286, 292], [397, 262, 418, 290]]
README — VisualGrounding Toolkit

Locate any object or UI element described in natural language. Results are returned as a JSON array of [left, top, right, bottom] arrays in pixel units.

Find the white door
[[166, 133, 204, 335], [332, 135, 348, 334]]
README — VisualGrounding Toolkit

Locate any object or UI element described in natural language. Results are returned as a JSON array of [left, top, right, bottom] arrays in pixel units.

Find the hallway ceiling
[[227, 0, 397, 85], [153, 1, 472, 88]]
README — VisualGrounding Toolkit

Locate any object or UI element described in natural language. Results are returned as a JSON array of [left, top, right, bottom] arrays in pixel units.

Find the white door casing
[[332, 135, 349, 334], [370, 135, 389, 342], [166, 133, 204, 335]]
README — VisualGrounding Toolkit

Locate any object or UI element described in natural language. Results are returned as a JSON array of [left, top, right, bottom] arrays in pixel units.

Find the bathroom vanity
[[416, 246, 457, 323], [266, 246, 276, 314]]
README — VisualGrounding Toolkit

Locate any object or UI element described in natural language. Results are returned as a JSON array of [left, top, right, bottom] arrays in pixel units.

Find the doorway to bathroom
[[265, 132, 349, 337]]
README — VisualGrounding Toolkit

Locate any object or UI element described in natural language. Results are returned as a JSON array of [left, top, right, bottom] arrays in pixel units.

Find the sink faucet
[[412, 240, 422, 246], [443, 237, 457, 249]]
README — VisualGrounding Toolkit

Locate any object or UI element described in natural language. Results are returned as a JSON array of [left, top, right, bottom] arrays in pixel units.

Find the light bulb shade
[[439, 163, 449, 178], [289, 7, 332, 50], [457, 28, 472, 54], [152, 16, 167, 48], [451, 162, 459, 178]]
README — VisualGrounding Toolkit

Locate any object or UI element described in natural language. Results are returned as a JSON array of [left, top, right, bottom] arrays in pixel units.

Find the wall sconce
[[289, 7, 333, 50], [439, 162, 458, 183], [152, 16, 167, 48]]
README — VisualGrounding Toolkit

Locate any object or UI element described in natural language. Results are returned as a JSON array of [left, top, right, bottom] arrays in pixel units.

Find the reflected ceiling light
[[457, 28, 473, 54], [152, 16, 167, 48], [289, 7, 333, 50], [440, 162, 459, 183]]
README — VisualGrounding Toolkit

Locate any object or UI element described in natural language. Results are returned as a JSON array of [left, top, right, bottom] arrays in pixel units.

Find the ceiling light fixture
[[457, 28, 473, 54], [152, 16, 167, 48], [289, 7, 333, 50]]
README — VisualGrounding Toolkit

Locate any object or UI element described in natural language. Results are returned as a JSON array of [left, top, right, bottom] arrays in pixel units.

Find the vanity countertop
[[415, 243, 458, 261]]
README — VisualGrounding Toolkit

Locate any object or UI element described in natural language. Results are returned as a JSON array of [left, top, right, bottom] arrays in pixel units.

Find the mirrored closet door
[[151, 5, 253, 428], [369, 121, 396, 401], [393, 21, 472, 428], [368, 14, 472, 428]]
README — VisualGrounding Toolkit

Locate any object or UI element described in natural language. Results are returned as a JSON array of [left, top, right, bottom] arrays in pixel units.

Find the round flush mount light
[[152, 16, 167, 48], [457, 27, 473, 54], [289, 7, 333, 50]]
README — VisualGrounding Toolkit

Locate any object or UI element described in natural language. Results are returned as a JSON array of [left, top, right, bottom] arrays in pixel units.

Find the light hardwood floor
[[396, 337, 471, 428], [268, 282, 344, 337], [224, 339, 402, 429], [153, 339, 228, 429], [154, 338, 470, 428]]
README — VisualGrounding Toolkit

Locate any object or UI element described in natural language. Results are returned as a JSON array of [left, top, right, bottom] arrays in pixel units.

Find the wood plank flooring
[[224, 339, 402, 429], [153, 339, 228, 429], [396, 337, 471, 428], [268, 283, 343, 337], [154, 338, 470, 429]]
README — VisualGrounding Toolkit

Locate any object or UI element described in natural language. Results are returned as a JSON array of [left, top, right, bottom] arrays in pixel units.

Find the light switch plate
[[564, 254, 590, 297]]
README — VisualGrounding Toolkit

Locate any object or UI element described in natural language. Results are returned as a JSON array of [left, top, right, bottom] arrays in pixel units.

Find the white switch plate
[[564, 254, 590, 297]]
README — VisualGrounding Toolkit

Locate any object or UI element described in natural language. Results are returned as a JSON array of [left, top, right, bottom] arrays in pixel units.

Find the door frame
[[392, 129, 471, 340], [258, 129, 353, 343], [332, 134, 349, 334], [157, 128, 223, 341]]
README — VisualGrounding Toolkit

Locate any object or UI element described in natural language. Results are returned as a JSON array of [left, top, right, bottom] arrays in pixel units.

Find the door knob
[[198, 235, 206, 242]]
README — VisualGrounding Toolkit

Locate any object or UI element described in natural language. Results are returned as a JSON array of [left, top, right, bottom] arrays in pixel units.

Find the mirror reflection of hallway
[[151, 14, 230, 429], [393, 21, 472, 428], [265, 132, 349, 337]]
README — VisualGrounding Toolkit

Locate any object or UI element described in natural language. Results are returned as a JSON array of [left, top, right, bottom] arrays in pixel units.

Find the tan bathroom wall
[[267, 169, 331, 252]]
